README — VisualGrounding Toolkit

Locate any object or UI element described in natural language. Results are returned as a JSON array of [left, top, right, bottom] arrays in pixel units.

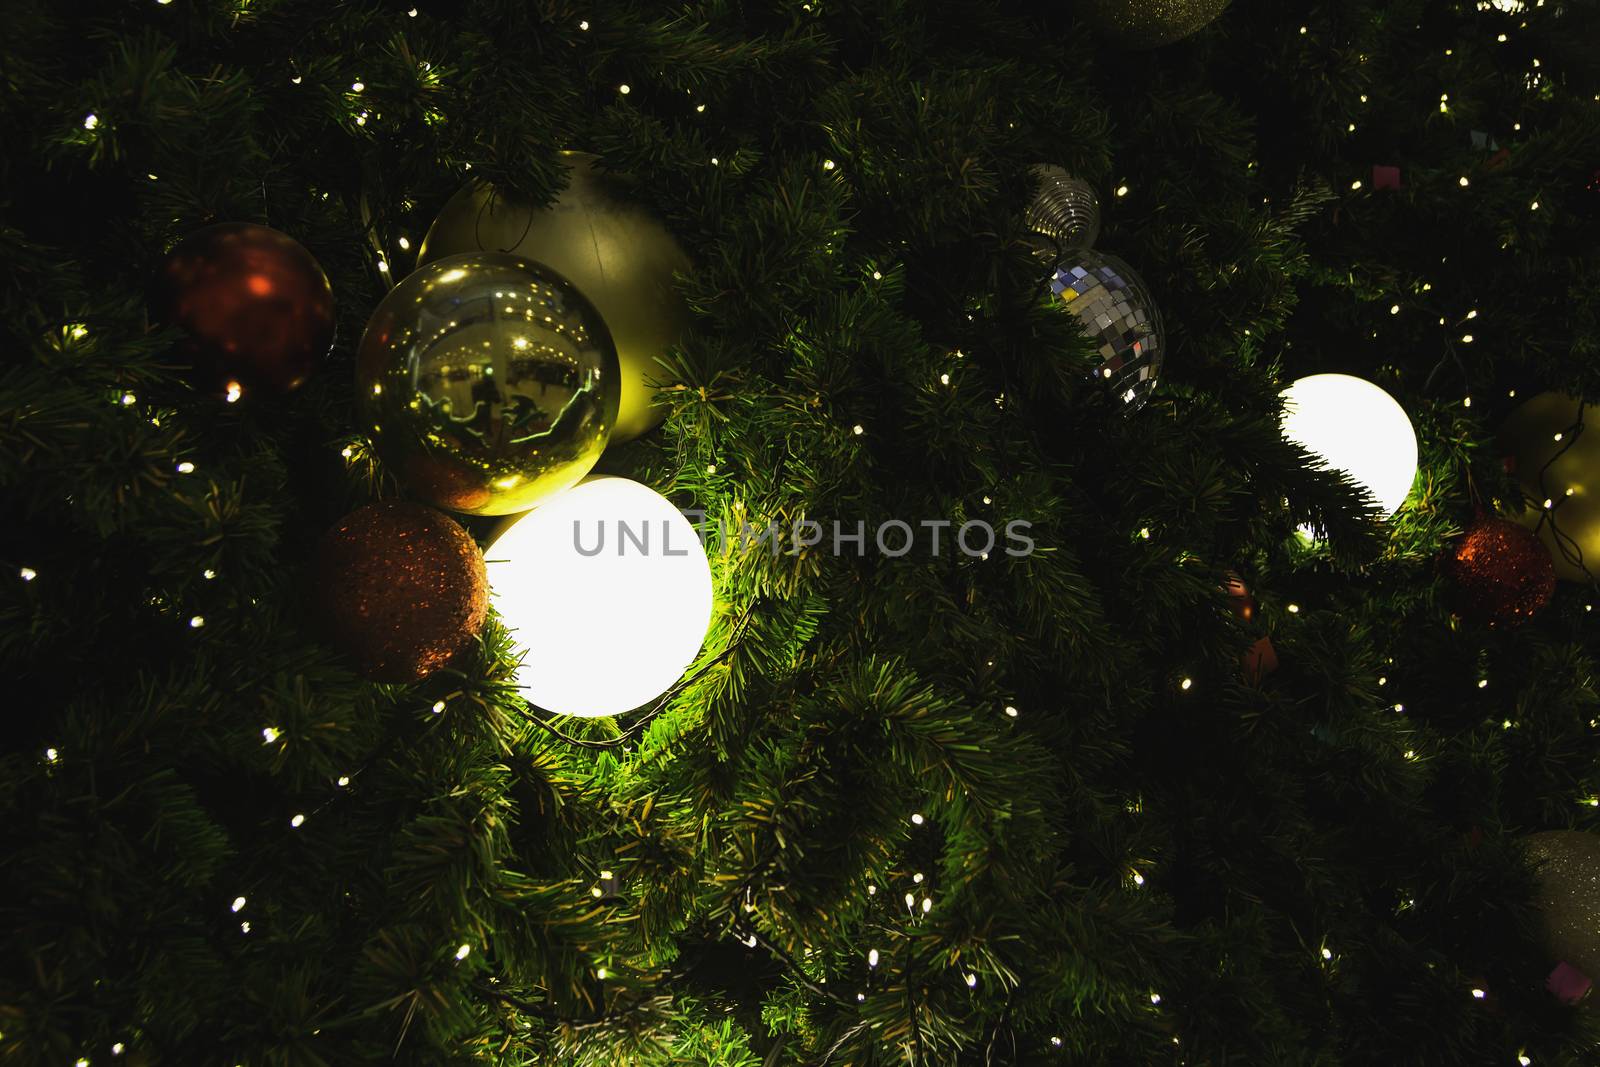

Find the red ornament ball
[[1443, 515, 1556, 625], [313, 502, 488, 682], [150, 222, 335, 396]]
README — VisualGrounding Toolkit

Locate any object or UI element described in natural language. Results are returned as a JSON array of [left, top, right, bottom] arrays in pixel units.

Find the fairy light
[[867, 884, 877, 895], [20, 566, 36, 581], [1351, 180, 1362, 190], [189, 615, 205, 628], [904, 892, 915, 909], [225, 381, 243, 403], [1180, 677, 1193, 691], [618, 84, 631, 94], [1115, 184, 1129, 197], [337, 776, 350, 787], [262, 727, 280, 743], [965, 973, 977, 988], [1464, 396, 1472, 408], [1004, 705, 1018, 718], [939, 373, 950, 385], [377, 259, 389, 273], [240, 921, 251, 933], [46, 747, 59, 762], [290, 813, 305, 827], [913, 872, 924, 884], [1139, 527, 1150, 539], [84, 113, 99, 130], [696, 103, 706, 113], [1390, 304, 1400, 314], [1150, 992, 1163, 1004], [231, 896, 246, 912], [112, 1045, 124, 1055], [868, 949, 879, 967], [1321, 947, 1333, 960], [1132, 870, 1145, 886], [579, 19, 589, 29], [853, 424, 865, 435], [910, 812, 924, 825], [1520, 1055, 1533, 1066], [710, 157, 719, 166], [341, 446, 353, 458], [1478, 679, 1489, 689], [203, 569, 216, 580], [455, 944, 471, 960], [921, 897, 932, 913], [432, 700, 446, 713], [176, 461, 195, 473], [822, 159, 836, 171], [1471, 987, 1486, 999], [1287, 603, 1301, 614], [351, 81, 364, 92], [1299, 24, 1307, 33], [1394, 703, 1405, 713], [1531, 200, 1539, 210]]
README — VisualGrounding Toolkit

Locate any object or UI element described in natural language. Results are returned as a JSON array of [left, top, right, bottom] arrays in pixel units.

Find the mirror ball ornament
[[1442, 515, 1556, 626], [419, 151, 693, 444], [149, 222, 335, 396], [356, 252, 619, 516], [486, 476, 715, 717], [1498, 392, 1600, 583], [1048, 251, 1164, 408], [1080, 0, 1232, 48], [1025, 165, 1101, 252], [1527, 831, 1600, 990], [313, 502, 489, 683]]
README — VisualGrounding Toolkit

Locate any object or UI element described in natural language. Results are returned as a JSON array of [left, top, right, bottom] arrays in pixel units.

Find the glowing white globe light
[[1280, 373, 1418, 517], [486, 476, 714, 717]]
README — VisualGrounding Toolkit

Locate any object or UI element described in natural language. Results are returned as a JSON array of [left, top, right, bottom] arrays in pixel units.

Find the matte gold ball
[[419, 151, 692, 444], [1498, 392, 1600, 583], [313, 502, 488, 683]]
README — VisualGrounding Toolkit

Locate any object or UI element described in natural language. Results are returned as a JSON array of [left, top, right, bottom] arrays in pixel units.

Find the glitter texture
[[1080, 0, 1232, 48], [314, 502, 488, 682], [1026, 165, 1100, 251], [1443, 515, 1555, 625], [1528, 831, 1600, 986], [1049, 251, 1164, 408]]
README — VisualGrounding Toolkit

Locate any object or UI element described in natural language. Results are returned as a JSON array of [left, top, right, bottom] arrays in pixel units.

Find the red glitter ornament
[[1443, 515, 1556, 626], [150, 222, 335, 396], [313, 502, 488, 682]]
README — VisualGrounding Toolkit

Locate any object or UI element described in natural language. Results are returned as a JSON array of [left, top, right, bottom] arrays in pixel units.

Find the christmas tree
[[5, 0, 1600, 1063]]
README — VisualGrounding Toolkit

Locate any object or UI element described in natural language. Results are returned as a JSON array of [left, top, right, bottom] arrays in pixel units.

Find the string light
[[231, 897, 246, 912], [203, 569, 216, 580], [262, 727, 280, 743], [579, 19, 589, 29], [965, 973, 977, 988], [868, 949, 879, 966], [189, 615, 205, 628], [432, 700, 446, 713], [112, 1044, 124, 1055], [19, 566, 36, 581], [910, 812, 924, 825], [1150, 992, 1163, 1004], [337, 776, 350, 787], [1115, 184, 1129, 197], [1004, 705, 1018, 718], [290, 814, 305, 827], [455, 944, 471, 960], [377, 259, 389, 273], [1132, 871, 1145, 886], [241, 921, 251, 933], [618, 84, 630, 94], [1180, 677, 1193, 691], [176, 461, 195, 473], [1471, 988, 1487, 999], [822, 159, 836, 171], [225, 381, 243, 403], [351, 81, 364, 92], [1321, 947, 1333, 960], [921, 897, 932, 913], [853, 424, 865, 435], [46, 747, 59, 762]]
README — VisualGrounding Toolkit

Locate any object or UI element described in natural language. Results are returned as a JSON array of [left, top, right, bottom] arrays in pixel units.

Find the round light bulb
[[1280, 374, 1418, 517], [486, 476, 714, 716]]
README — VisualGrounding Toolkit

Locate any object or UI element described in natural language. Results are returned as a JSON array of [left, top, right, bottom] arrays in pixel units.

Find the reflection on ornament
[[486, 476, 714, 717], [356, 252, 618, 516], [419, 151, 692, 444], [1026, 165, 1101, 251], [1049, 251, 1164, 408], [1497, 393, 1599, 583], [1280, 374, 1418, 517]]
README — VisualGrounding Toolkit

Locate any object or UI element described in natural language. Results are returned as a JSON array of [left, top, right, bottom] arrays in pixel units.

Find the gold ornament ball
[[419, 151, 693, 444], [1527, 831, 1600, 984], [356, 252, 619, 516], [313, 502, 489, 683], [1498, 392, 1600, 583], [1080, 0, 1232, 48]]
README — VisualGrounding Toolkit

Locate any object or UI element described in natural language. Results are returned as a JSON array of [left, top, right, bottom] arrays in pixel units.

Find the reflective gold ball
[[1498, 392, 1600, 583], [418, 151, 692, 444], [356, 252, 619, 516]]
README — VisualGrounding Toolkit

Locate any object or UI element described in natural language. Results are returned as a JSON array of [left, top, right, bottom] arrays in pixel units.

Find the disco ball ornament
[[149, 222, 334, 397], [356, 252, 619, 516], [1443, 515, 1556, 626], [1049, 251, 1164, 408], [1498, 392, 1600, 583], [313, 501, 489, 683], [1025, 165, 1100, 251], [419, 151, 692, 444], [486, 476, 715, 717], [1080, 0, 1232, 48], [1527, 831, 1600, 989]]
